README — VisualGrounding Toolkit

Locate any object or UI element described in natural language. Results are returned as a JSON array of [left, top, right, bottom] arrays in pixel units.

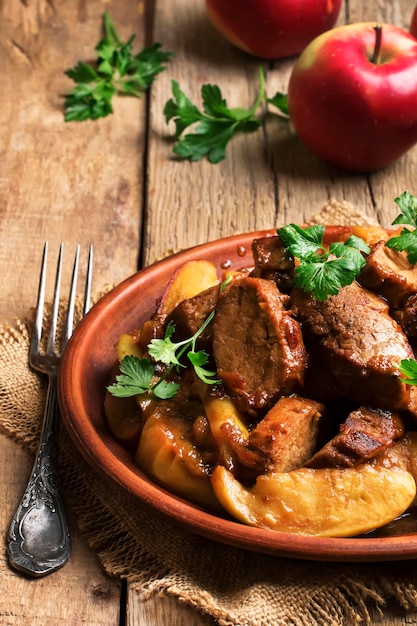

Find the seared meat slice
[[401, 386, 417, 425], [291, 281, 414, 411], [251, 235, 295, 293], [248, 395, 324, 472], [301, 351, 343, 403], [359, 240, 417, 308], [391, 292, 417, 338], [213, 277, 307, 412], [167, 284, 220, 350], [252, 235, 294, 272], [306, 406, 405, 469]]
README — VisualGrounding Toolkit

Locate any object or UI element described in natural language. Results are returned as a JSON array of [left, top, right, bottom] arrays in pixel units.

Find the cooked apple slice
[[104, 391, 144, 444], [105, 332, 147, 443], [136, 410, 221, 511], [211, 464, 416, 537], [157, 259, 219, 317], [201, 393, 249, 442], [197, 387, 249, 468], [115, 330, 143, 362]]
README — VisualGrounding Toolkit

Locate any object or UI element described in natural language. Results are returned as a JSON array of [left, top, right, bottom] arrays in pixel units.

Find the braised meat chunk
[[291, 281, 414, 411], [248, 395, 324, 472], [167, 284, 220, 350], [252, 235, 294, 273], [251, 235, 295, 292], [391, 292, 417, 339], [213, 277, 307, 412], [306, 406, 405, 468], [359, 240, 417, 308]]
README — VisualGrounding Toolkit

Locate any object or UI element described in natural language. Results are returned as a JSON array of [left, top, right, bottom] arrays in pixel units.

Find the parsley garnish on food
[[397, 358, 417, 385], [278, 224, 370, 301], [163, 65, 286, 163], [64, 12, 173, 122], [106, 354, 179, 399], [107, 310, 220, 399], [386, 191, 417, 263]]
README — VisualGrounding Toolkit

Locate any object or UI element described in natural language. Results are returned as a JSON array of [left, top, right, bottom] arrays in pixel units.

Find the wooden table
[[2, 0, 417, 623]]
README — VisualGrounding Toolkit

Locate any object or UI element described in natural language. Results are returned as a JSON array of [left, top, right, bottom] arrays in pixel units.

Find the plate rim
[[59, 228, 417, 562]]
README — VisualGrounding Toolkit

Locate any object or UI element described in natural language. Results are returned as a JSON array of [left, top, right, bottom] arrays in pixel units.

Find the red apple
[[287, 22, 417, 172], [205, 0, 342, 60], [411, 6, 417, 38]]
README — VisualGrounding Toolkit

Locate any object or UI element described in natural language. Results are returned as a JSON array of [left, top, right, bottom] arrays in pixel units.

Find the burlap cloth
[[2, 199, 417, 626]]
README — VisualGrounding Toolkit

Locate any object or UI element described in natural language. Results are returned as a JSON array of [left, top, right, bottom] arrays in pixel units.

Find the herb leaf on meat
[[386, 191, 417, 264], [64, 12, 173, 122], [277, 224, 327, 258], [108, 309, 220, 400], [187, 350, 219, 385], [106, 354, 180, 400], [278, 225, 370, 301], [398, 358, 417, 385], [149, 312, 220, 385]]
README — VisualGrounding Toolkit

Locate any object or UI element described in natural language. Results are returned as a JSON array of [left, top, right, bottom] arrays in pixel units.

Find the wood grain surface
[[1, 0, 417, 624]]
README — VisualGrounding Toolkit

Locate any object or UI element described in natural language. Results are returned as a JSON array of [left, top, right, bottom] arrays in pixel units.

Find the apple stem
[[371, 24, 382, 64]]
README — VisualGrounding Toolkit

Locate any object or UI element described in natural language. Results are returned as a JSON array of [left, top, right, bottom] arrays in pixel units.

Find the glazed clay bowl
[[59, 228, 417, 561]]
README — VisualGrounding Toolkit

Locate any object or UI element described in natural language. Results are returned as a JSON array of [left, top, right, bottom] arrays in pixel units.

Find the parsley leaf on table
[[386, 191, 417, 263], [163, 64, 292, 163], [64, 12, 173, 122], [163, 66, 267, 163], [267, 92, 290, 116], [278, 224, 370, 301]]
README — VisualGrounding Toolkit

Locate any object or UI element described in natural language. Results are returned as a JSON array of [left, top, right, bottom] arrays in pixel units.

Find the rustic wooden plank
[[348, 0, 412, 25], [145, 0, 277, 265], [146, 0, 404, 267], [350, 0, 417, 226], [130, 592, 217, 626], [0, 0, 145, 322], [264, 0, 417, 228], [0, 435, 122, 626], [0, 1, 144, 624]]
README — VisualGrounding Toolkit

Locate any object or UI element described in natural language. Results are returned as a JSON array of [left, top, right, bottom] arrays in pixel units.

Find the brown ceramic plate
[[59, 228, 417, 562]]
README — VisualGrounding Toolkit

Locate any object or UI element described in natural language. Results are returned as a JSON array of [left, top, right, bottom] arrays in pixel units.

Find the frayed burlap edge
[[2, 200, 417, 626], [307, 197, 380, 227]]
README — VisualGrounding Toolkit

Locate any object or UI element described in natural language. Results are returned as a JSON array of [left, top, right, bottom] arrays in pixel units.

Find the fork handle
[[7, 372, 71, 577]]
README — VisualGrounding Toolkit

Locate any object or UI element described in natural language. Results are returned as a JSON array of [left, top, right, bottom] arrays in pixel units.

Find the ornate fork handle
[[8, 371, 71, 577]]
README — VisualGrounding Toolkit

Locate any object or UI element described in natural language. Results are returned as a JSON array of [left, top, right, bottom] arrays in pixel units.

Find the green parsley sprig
[[386, 191, 417, 263], [64, 12, 173, 121], [277, 224, 370, 301], [163, 65, 286, 163], [397, 358, 417, 385], [107, 309, 220, 400], [106, 354, 179, 399]]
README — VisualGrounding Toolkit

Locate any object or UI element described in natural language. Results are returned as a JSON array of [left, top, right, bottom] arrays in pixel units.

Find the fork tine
[[46, 243, 63, 354], [30, 242, 48, 356], [83, 244, 93, 316], [63, 245, 80, 344]]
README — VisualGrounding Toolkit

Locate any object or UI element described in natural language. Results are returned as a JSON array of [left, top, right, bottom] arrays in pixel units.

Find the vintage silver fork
[[7, 242, 93, 577]]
